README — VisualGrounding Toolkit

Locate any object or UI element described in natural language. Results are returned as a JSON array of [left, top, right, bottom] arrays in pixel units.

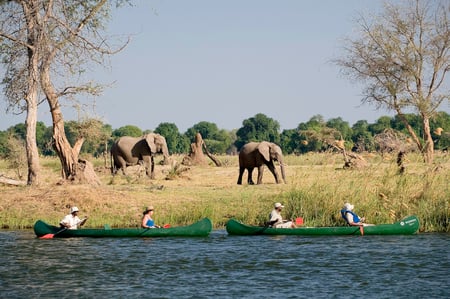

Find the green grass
[[0, 152, 449, 232]]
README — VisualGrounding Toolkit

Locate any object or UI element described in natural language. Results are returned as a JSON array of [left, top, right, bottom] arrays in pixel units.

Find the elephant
[[237, 141, 286, 185], [111, 133, 169, 179]]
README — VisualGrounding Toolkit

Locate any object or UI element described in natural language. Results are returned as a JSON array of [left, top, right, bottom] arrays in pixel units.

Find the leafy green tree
[[155, 122, 189, 154], [112, 126, 143, 139], [185, 121, 232, 154], [351, 120, 375, 152], [0, 131, 9, 158], [280, 129, 301, 155], [296, 115, 327, 153], [235, 113, 281, 149], [368, 116, 393, 135], [391, 114, 422, 137], [326, 117, 352, 140], [431, 111, 450, 150]]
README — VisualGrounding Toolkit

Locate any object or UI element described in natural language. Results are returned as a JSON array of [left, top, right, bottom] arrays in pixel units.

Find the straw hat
[[144, 206, 155, 213]]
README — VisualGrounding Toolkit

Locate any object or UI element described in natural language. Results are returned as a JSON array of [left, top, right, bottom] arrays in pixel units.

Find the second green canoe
[[226, 215, 419, 236]]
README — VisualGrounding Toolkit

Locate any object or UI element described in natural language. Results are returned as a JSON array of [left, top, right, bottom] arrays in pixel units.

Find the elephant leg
[[247, 168, 255, 185], [266, 162, 280, 183], [237, 167, 245, 185], [150, 156, 155, 179], [256, 165, 265, 184], [115, 157, 127, 175]]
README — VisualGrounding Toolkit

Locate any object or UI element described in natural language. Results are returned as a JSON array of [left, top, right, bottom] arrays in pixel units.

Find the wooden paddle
[[359, 225, 364, 236], [39, 227, 69, 239], [39, 218, 87, 239]]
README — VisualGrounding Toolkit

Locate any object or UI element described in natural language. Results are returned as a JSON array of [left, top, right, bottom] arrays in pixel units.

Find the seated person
[[269, 202, 296, 228], [340, 203, 372, 226], [60, 206, 87, 230], [141, 206, 161, 228]]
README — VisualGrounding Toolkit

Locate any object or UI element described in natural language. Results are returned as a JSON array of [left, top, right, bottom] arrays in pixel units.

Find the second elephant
[[111, 133, 169, 179], [237, 141, 286, 185]]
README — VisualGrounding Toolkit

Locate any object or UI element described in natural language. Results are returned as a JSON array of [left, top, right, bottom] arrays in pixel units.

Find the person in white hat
[[60, 206, 87, 230], [268, 202, 296, 228], [340, 203, 371, 226]]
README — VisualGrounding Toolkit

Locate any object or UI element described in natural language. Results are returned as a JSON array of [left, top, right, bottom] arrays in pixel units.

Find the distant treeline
[[0, 112, 449, 158]]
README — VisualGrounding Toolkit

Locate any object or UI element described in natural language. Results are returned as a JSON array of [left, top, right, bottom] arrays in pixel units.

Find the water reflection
[[0, 230, 448, 298]]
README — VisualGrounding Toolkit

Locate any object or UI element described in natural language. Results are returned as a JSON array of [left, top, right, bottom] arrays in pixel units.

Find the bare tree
[[335, 0, 450, 164], [0, 0, 129, 184]]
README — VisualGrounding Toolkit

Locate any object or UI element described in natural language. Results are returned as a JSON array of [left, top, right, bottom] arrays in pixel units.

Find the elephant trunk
[[279, 161, 287, 184], [162, 147, 170, 165]]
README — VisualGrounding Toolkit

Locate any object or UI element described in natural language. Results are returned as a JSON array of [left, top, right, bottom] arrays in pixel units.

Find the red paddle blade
[[163, 224, 171, 228], [39, 234, 55, 239], [295, 217, 304, 226]]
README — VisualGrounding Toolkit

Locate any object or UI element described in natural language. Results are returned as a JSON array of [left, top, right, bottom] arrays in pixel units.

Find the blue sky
[[3, 0, 446, 133]]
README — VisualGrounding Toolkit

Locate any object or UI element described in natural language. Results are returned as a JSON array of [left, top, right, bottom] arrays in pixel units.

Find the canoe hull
[[226, 216, 419, 236], [34, 218, 212, 238]]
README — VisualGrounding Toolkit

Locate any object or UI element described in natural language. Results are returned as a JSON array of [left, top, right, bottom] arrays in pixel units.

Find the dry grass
[[1, 152, 449, 231]]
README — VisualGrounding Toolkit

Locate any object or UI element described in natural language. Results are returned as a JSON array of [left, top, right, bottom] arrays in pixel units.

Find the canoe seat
[[104, 224, 111, 230]]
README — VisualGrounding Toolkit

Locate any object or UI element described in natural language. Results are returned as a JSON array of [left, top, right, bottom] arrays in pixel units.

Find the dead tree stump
[[182, 133, 221, 166]]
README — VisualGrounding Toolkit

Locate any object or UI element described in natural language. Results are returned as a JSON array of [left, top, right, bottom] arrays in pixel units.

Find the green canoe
[[34, 218, 212, 238], [226, 215, 419, 236]]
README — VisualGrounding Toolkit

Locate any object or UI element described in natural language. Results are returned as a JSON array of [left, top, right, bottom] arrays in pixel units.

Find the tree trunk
[[182, 133, 223, 166], [50, 104, 82, 180], [25, 99, 41, 185], [395, 111, 432, 162], [422, 116, 434, 164], [41, 55, 84, 181], [24, 55, 41, 185], [202, 142, 222, 167], [23, 1, 41, 186], [185, 133, 208, 166]]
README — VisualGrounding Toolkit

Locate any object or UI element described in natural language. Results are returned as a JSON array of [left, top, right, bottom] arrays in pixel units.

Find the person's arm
[[79, 217, 88, 226], [141, 215, 149, 228], [60, 215, 70, 228], [269, 211, 282, 225]]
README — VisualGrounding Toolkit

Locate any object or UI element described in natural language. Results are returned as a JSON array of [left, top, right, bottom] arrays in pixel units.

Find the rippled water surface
[[0, 230, 448, 298]]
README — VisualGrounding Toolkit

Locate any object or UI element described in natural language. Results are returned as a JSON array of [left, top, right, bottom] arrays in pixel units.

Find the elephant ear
[[258, 142, 271, 161], [144, 133, 157, 154]]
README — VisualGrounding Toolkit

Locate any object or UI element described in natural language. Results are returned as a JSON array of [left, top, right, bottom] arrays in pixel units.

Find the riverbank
[[1, 152, 449, 232]]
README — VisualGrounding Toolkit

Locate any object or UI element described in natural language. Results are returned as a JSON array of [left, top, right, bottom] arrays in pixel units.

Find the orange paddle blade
[[295, 217, 304, 226], [163, 224, 171, 228], [39, 234, 55, 239]]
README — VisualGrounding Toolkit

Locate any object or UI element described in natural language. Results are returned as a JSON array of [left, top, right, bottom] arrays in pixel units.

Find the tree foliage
[[0, 111, 449, 164], [335, 0, 450, 163], [235, 113, 281, 150], [0, 0, 129, 184], [155, 122, 189, 154]]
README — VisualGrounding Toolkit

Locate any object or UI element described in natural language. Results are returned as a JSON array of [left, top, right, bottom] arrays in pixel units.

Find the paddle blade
[[39, 234, 55, 239], [163, 224, 171, 228], [295, 217, 304, 226]]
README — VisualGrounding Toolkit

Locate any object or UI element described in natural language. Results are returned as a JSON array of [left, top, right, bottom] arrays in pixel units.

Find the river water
[[0, 229, 448, 298]]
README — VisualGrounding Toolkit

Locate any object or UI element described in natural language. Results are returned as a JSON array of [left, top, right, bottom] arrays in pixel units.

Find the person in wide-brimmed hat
[[268, 202, 296, 228], [60, 206, 87, 230], [141, 206, 161, 228]]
